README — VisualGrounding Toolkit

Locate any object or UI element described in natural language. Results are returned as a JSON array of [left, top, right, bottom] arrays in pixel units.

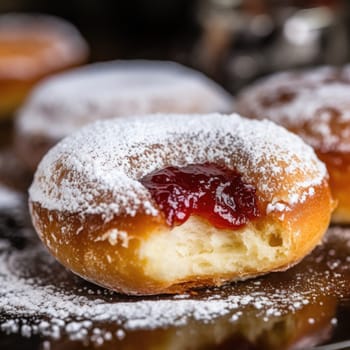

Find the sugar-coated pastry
[[15, 60, 233, 171], [29, 113, 333, 295], [236, 66, 350, 223], [0, 13, 88, 118]]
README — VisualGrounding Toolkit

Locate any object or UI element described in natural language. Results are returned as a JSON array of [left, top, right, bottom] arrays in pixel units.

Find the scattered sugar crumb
[[331, 318, 338, 325], [0, 184, 22, 210], [308, 318, 315, 324]]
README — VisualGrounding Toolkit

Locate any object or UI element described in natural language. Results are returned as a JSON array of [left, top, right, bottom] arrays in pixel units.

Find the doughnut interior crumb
[[140, 216, 288, 283]]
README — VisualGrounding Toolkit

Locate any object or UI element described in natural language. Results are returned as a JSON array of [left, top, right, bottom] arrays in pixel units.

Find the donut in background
[[0, 13, 89, 119]]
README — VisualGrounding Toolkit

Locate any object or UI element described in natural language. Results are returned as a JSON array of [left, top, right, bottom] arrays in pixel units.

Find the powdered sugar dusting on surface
[[0, 225, 348, 345], [236, 66, 350, 152], [16, 60, 233, 139], [29, 113, 326, 219]]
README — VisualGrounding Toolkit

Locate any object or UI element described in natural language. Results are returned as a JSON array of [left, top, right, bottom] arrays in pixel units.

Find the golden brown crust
[[29, 180, 333, 295]]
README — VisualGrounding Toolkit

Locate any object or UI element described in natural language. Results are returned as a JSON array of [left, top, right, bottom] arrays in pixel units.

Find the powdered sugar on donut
[[16, 60, 233, 139], [29, 113, 327, 219], [236, 66, 350, 152]]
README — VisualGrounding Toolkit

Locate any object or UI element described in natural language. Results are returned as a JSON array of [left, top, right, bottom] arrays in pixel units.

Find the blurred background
[[1, 3, 350, 347], [1, 0, 349, 94]]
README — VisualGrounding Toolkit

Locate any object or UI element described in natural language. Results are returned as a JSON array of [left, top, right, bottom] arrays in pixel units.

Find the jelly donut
[[0, 13, 88, 119], [236, 66, 350, 223], [15, 60, 233, 171], [28, 113, 333, 295]]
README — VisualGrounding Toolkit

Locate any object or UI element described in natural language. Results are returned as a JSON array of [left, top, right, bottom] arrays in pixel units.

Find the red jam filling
[[140, 163, 260, 229]]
